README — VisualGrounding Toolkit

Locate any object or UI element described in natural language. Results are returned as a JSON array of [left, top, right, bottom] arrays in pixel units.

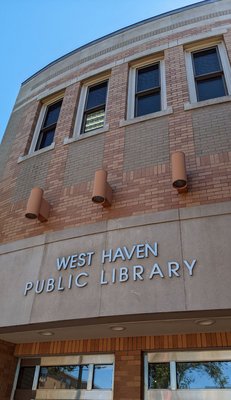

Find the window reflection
[[177, 361, 231, 389], [38, 365, 89, 389], [148, 363, 170, 389], [93, 364, 113, 389]]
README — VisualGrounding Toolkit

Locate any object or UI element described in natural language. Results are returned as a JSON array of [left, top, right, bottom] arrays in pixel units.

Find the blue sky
[[0, 0, 202, 143]]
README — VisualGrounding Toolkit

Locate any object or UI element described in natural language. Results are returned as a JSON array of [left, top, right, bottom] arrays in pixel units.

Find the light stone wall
[[0, 202, 230, 328]]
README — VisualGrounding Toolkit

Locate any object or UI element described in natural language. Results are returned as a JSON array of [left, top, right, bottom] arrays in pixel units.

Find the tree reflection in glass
[[148, 363, 170, 389], [38, 365, 89, 389], [177, 361, 231, 389]]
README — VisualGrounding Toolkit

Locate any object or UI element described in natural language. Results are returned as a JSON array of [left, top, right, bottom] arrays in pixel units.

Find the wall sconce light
[[25, 187, 50, 222], [92, 170, 112, 207], [171, 151, 188, 193]]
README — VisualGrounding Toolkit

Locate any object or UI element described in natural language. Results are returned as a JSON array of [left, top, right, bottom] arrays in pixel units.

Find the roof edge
[[22, 0, 219, 85]]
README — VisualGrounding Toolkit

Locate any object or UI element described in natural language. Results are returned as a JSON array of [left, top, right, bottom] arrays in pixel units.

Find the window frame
[[12, 354, 114, 400], [144, 350, 231, 400], [185, 41, 231, 104], [29, 93, 63, 155], [127, 56, 167, 120], [73, 74, 110, 139]]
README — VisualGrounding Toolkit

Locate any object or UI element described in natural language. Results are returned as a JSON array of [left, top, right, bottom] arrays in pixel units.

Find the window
[[148, 363, 170, 389], [92, 364, 113, 389], [145, 351, 231, 399], [192, 47, 227, 101], [73, 76, 109, 139], [38, 364, 89, 389], [29, 95, 63, 154], [35, 100, 62, 150], [135, 63, 161, 117], [176, 361, 231, 389], [127, 57, 166, 120], [13, 355, 114, 400], [82, 81, 108, 133], [185, 42, 231, 104]]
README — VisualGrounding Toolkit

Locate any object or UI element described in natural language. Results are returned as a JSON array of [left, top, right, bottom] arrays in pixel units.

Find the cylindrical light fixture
[[92, 170, 112, 207], [171, 151, 187, 192], [25, 187, 43, 219], [25, 187, 50, 222]]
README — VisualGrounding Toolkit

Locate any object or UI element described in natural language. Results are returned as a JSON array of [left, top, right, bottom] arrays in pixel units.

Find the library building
[[0, 0, 231, 399]]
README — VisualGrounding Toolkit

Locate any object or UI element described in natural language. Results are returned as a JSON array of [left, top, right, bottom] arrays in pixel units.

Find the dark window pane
[[148, 363, 170, 389], [93, 364, 113, 389], [43, 100, 62, 128], [136, 64, 160, 92], [193, 48, 221, 76], [136, 92, 161, 116], [38, 365, 89, 390], [137, 64, 159, 92], [36, 128, 55, 150], [197, 76, 226, 101], [86, 82, 108, 110], [177, 361, 231, 389], [17, 366, 35, 389]]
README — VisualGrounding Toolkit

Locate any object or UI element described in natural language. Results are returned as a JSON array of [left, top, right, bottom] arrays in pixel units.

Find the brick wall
[[0, 339, 17, 400], [14, 332, 231, 400], [192, 103, 231, 156], [0, 8, 231, 243], [114, 350, 141, 400]]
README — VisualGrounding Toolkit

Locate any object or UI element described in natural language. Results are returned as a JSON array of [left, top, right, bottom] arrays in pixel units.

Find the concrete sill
[[18, 142, 55, 163], [184, 95, 231, 111], [64, 124, 110, 145], [119, 107, 173, 127]]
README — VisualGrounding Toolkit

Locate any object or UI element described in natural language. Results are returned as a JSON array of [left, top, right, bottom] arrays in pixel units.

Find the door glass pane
[[93, 364, 113, 389], [197, 76, 226, 101], [16, 366, 35, 389], [137, 64, 159, 92], [177, 361, 231, 389], [86, 82, 108, 110], [38, 365, 89, 389], [193, 48, 221, 75], [43, 100, 62, 127], [148, 363, 170, 389], [136, 92, 160, 116]]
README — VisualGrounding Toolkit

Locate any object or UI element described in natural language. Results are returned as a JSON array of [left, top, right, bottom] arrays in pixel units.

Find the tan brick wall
[[124, 117, 169, 170], [192, 103, 231, 156], [0, 339, 17, 400], [12, 150, 52, 202], [64, 134, 105, 185]]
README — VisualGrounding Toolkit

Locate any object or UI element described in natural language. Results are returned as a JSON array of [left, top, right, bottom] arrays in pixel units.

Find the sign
[[24, 242, 197, 296]]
